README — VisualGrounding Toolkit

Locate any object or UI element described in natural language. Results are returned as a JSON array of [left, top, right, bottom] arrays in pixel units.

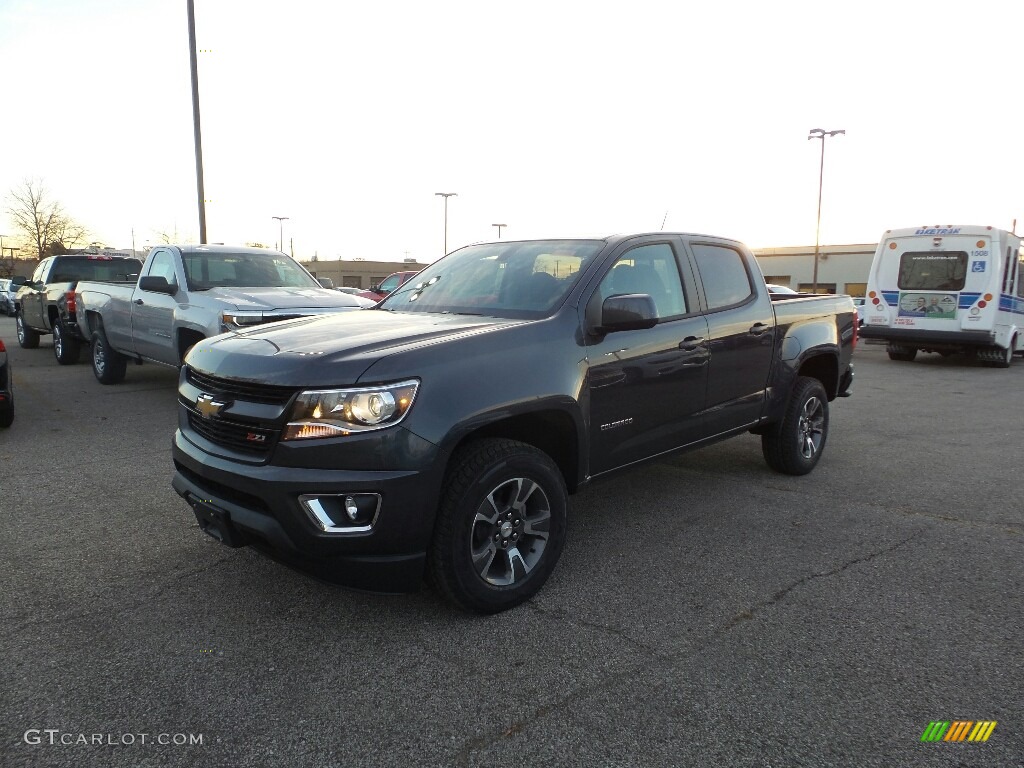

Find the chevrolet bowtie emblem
[[196, 393, 229, 418]]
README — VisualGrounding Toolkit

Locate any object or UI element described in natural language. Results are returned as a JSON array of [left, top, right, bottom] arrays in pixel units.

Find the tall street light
[[272, 216, 289, 253], [435, 192, 457, 255], [492, 223, 507, 239], [807, 128, 845, 293]]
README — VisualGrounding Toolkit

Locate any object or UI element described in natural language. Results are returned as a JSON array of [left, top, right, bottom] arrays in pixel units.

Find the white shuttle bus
[[860, 225, 1024, 367]]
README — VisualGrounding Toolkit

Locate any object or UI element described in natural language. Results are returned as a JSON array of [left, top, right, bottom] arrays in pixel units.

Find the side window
[[32, 260, 49, 283], [691, 244, 754, 310], [145, 251, 178, 287], [1017, 250, 1024, 299], [597, 243, 688, 320], [379, 274, 401, 293]]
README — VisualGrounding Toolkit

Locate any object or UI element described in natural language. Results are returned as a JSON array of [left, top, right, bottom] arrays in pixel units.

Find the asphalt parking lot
[[0, 314, 1021, 768]]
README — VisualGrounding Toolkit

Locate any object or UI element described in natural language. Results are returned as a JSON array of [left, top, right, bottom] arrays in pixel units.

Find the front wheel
[[53, 321, 82, 365], [428, 438, 568, 614], [762, 376, 830, 476], [16, 310, 40, 349], [91, 326, 127, 384]]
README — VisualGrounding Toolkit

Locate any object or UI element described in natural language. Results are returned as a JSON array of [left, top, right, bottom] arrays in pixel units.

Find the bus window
[[1017, 250, 1024, 299], [1003, 246, 1015, 293], [897, 251, 968, 291]]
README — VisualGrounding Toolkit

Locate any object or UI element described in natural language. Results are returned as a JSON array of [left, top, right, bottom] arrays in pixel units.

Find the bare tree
[[6, 178, 88, 258]]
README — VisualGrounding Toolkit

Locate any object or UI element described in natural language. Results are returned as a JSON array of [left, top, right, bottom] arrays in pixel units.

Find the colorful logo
[[920, 721, 997, 742]]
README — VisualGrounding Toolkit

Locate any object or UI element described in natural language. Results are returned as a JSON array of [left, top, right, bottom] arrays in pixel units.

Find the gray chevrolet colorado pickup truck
[[172, 232, 856, 613], [75, 244, 372, 383]]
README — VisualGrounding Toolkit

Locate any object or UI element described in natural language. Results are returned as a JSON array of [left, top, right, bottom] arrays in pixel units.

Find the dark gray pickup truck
[[172, 232, 855, 613]]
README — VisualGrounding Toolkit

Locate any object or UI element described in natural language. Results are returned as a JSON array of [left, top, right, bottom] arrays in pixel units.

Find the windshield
[[377, 240, 604, 317], [50, 256, 143, 282], [181, 251, 319, 290]]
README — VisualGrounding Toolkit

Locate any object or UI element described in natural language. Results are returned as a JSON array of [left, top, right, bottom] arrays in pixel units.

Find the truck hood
[[207, 286, 372, 311], [187, 310, 527, 386]]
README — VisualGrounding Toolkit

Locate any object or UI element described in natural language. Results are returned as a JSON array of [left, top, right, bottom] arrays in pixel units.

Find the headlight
[[221, 311, 265, 330], [282, 379, 420, 440]]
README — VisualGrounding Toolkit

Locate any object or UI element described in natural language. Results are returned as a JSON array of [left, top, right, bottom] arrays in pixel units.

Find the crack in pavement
[[723, 529, 924, 629], [454, 529, 925, 765], [895, 506, 1022, 536]]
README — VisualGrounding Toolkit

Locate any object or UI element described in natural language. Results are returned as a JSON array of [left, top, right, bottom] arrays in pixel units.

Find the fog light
[[345, 496, 359, 521], [300, 493, 381, 534]]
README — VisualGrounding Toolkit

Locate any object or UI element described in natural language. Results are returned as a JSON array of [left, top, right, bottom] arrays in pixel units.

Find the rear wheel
[[992, 337, 1015, 369], [762, 376, 830, 476], [53, 320, 82, 365], [91, 326, 127, 384], [16, 310, 39, 349], [886, 343, 917, 362], [428, 438, 568, 614]]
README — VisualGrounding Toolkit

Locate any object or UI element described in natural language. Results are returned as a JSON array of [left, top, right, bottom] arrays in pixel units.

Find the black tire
[[53, 320, 82, 365], [761, 376, 830, 476], [0, 393, 12, 428], [428, 438, 568, 614], [16, 310, 40, 349], [91, 326, 127, 384], [992, 336, 1015, 369], [886, 343, 917, 362]]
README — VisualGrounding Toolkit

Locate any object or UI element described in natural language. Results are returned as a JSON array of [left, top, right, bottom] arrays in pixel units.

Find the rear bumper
[[859, 326, 995, 347], [171, 429, 445, 593]]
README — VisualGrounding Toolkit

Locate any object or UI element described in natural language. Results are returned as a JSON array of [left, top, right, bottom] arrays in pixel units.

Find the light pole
[[272, 216, 289, 253], [492, 223, 507, 239], [807, 128, 845, 293], [435, 192, 457, 255]]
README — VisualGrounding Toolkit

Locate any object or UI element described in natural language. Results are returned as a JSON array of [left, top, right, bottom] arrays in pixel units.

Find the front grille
[[186, 367, 296, 406], [186, 409, 279, 455]]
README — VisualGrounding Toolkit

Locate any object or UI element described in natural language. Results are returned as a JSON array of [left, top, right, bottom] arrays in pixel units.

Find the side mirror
[[370, 284, 381, 293], [138, 275, 177, 295], [10, 276, 26, 286], [317, 277, 334, 289], [598, 294, 658, 333]]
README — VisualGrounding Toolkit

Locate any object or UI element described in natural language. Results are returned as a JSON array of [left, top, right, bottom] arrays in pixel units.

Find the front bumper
[[171, 428, 446, 592]]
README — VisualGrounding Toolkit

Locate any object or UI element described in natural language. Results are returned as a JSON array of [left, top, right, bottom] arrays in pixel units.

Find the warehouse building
[[752, 243, 876, 296]]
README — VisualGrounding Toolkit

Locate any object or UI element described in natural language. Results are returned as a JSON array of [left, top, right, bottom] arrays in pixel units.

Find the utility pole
[[807, 128, 845, 293]]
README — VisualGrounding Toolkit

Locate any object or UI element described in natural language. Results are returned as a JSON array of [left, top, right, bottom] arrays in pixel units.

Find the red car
[[357, 271, 419, 301]]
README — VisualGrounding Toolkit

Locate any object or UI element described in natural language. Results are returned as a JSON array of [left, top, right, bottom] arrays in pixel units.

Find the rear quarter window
[[691, 243, 754, 310]]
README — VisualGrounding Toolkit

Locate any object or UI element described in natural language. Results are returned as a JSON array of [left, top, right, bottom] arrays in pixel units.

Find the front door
[[587, 241, 710, 476], [131, 249, 181, 365]]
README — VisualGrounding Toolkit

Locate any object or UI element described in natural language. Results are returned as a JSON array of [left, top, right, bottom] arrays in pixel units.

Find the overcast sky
[[2, 0, 1022, 263]]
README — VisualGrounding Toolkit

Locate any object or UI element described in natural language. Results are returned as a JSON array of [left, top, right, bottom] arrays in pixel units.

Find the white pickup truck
[[75, 244, 373, 383]]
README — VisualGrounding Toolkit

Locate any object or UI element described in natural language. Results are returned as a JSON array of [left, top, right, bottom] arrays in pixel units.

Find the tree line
[[2, 179, 89, 277]]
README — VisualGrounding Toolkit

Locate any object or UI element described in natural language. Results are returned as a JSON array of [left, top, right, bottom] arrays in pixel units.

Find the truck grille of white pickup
[[186, 410, 280, 455], [186, 367, 297, 406]]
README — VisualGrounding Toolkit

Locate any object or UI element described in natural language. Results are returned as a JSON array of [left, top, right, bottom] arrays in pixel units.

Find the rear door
[[685, 240, 776, 436], [586, 239, 710, 475]]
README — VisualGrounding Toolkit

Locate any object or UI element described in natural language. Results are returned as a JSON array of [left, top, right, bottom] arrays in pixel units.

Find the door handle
[[134, 299, 144, 305], [678, 335, 705, 351], [748, 322, 770, 336]]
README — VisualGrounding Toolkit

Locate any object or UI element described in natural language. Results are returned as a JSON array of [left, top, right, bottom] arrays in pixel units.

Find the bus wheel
[[886, 344, 916, 362], [993, 337, 1016, 369]]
